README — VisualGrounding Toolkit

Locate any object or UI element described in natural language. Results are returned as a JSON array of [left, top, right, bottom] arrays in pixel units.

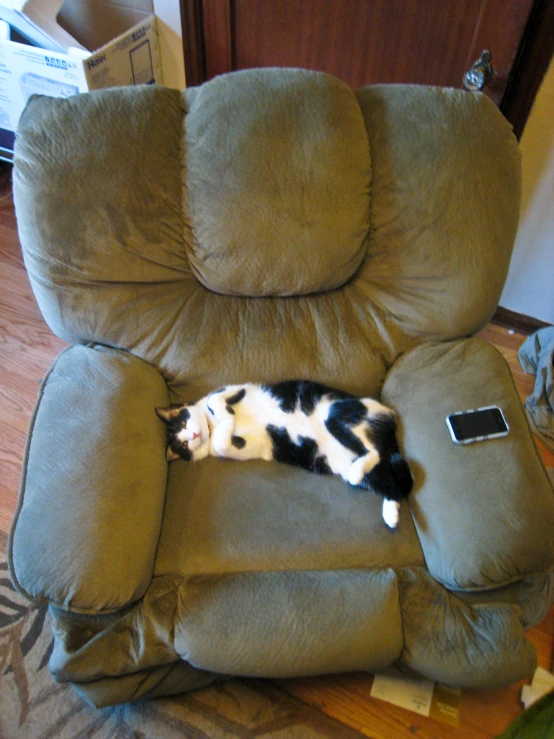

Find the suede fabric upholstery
[[10, 345, 169, 613], [382, 339, 554, 592], [355, 86, 522, 341], [182, 68, 371, 296], [8, 69, 554, 707]]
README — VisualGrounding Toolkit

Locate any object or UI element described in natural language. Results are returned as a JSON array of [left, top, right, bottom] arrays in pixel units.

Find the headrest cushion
[[183, 68, 371, 296]]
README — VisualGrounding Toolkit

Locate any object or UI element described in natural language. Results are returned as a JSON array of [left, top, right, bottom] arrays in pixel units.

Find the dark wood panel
[[233, 0, 480, 88], [181, 0, 551, 135], [181, 0, 206, 87], [492, 306, 552, 334], [229, 0, 535, 105], [203, 0, 233, 80], [467, 0, 537, 104]]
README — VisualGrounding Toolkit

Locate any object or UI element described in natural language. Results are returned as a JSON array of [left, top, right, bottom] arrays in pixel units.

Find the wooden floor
[[1, 162, 553, 737]]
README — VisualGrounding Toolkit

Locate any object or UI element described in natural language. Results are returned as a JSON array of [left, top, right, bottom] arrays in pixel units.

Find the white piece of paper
[[532, 666, 554, 692], [371, 667, 434, 716], [521, 666, 554, 708]]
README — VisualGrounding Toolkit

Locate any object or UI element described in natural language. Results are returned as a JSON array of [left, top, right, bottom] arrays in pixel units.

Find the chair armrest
[[9, 345, 169, 614], [382, 338, 554, 592]]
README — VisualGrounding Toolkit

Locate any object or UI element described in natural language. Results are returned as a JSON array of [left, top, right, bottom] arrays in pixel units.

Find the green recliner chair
[[8, 68, 554, 708]]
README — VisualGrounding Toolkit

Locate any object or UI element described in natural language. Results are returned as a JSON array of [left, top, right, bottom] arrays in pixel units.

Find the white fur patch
[[382, 499, 400, 529]]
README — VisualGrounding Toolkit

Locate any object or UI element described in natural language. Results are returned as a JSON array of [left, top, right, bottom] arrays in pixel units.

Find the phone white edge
[[445, 405, 510, 445]]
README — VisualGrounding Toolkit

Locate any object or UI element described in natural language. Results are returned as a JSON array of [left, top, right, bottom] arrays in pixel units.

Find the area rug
[[0, 535, 363, 739]]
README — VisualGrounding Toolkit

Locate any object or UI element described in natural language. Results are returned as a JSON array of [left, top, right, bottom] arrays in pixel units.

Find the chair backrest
[[13, 69, 521, 397]]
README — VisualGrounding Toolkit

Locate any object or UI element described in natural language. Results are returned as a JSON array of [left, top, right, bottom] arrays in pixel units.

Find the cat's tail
[[364, 451, 413, 501]]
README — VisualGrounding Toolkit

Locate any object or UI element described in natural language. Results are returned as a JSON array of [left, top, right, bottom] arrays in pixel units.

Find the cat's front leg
[[211, 423, 273, 462], [210, 418, 236, 457]]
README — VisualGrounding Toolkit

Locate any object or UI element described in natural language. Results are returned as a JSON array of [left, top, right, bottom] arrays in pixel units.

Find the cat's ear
[[155, 407, 172, 424], [166, 446, 181, 462], [155, 406, 184, 423]]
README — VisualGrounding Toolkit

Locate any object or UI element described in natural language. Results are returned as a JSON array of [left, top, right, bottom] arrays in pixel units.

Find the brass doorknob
[[463, 50, 493, 91]]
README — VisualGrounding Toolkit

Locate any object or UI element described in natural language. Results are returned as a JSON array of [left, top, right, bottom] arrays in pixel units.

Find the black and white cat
[[155, 380, 412, 528]]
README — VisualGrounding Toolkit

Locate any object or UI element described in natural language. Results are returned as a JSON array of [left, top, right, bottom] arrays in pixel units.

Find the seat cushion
[[154, 458, 425, 577], [174, 568, 403, 678], [382, 338, 554, 592], [150, 449, 424, 678], [183, 68, 371, 296]]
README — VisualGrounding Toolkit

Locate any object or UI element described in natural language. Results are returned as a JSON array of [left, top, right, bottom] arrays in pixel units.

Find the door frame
[[180, 0, 554, 139], [500, 0, 554, 138]]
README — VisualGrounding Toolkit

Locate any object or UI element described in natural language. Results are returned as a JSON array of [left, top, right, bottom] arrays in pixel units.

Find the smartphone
[[446, 405, 509, 445]]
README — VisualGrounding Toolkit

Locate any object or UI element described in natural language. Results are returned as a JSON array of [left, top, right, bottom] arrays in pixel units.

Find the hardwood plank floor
[[0, 163, 552, 737]]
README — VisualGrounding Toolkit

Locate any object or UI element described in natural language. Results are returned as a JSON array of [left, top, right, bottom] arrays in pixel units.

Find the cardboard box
[[0, 0, 162, 161], [0, 0, 85, 51]]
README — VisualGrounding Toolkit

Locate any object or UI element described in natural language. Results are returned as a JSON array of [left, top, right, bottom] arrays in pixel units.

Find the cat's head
[[155, 403, 209, 461]]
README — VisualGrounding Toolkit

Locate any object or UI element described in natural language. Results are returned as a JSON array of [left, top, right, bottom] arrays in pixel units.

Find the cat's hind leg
[[347, 450, 402, 528], [347, 449, 380, 486], [382, 499, 400, 529]]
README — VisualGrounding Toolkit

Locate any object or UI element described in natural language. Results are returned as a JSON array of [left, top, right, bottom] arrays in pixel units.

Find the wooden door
[[181, 0, 554, 136]]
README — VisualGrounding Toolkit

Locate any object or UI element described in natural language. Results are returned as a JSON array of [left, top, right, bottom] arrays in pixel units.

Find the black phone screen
[[449, 407, 508, 441]]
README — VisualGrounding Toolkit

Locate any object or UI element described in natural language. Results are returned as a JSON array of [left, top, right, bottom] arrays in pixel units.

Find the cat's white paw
[[348, 457, 366, 486], [347, 450, 379, 486], [210, 420, 235, 457], [382, 499, 400, 529]]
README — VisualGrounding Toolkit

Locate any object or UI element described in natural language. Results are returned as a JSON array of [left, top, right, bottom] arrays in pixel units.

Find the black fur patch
[[325, 399, 367, 457], [361, 454, 413, 501], [362, 413, 413, 500], [231, 435, 246, 449], [169, 441, 192, 462], [313, 454, 332, 475], [266, 424, 331, 475], [265, 381, 300, 412], [366, 413, 397, 446], [225, 405, 235, 415], [226, 388, 246, 405], [265, 380, 353, 415]]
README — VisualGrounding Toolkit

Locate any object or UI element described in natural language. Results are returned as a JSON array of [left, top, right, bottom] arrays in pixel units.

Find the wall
[[499, 56, 554, 324]]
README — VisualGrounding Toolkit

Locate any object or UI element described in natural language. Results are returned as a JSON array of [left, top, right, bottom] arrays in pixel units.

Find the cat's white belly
[[283, 399, 359, 477], [208, 386, 377, 480]]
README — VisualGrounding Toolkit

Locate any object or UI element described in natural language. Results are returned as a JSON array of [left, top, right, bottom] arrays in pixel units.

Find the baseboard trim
[[492, 307, 551, 334]]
